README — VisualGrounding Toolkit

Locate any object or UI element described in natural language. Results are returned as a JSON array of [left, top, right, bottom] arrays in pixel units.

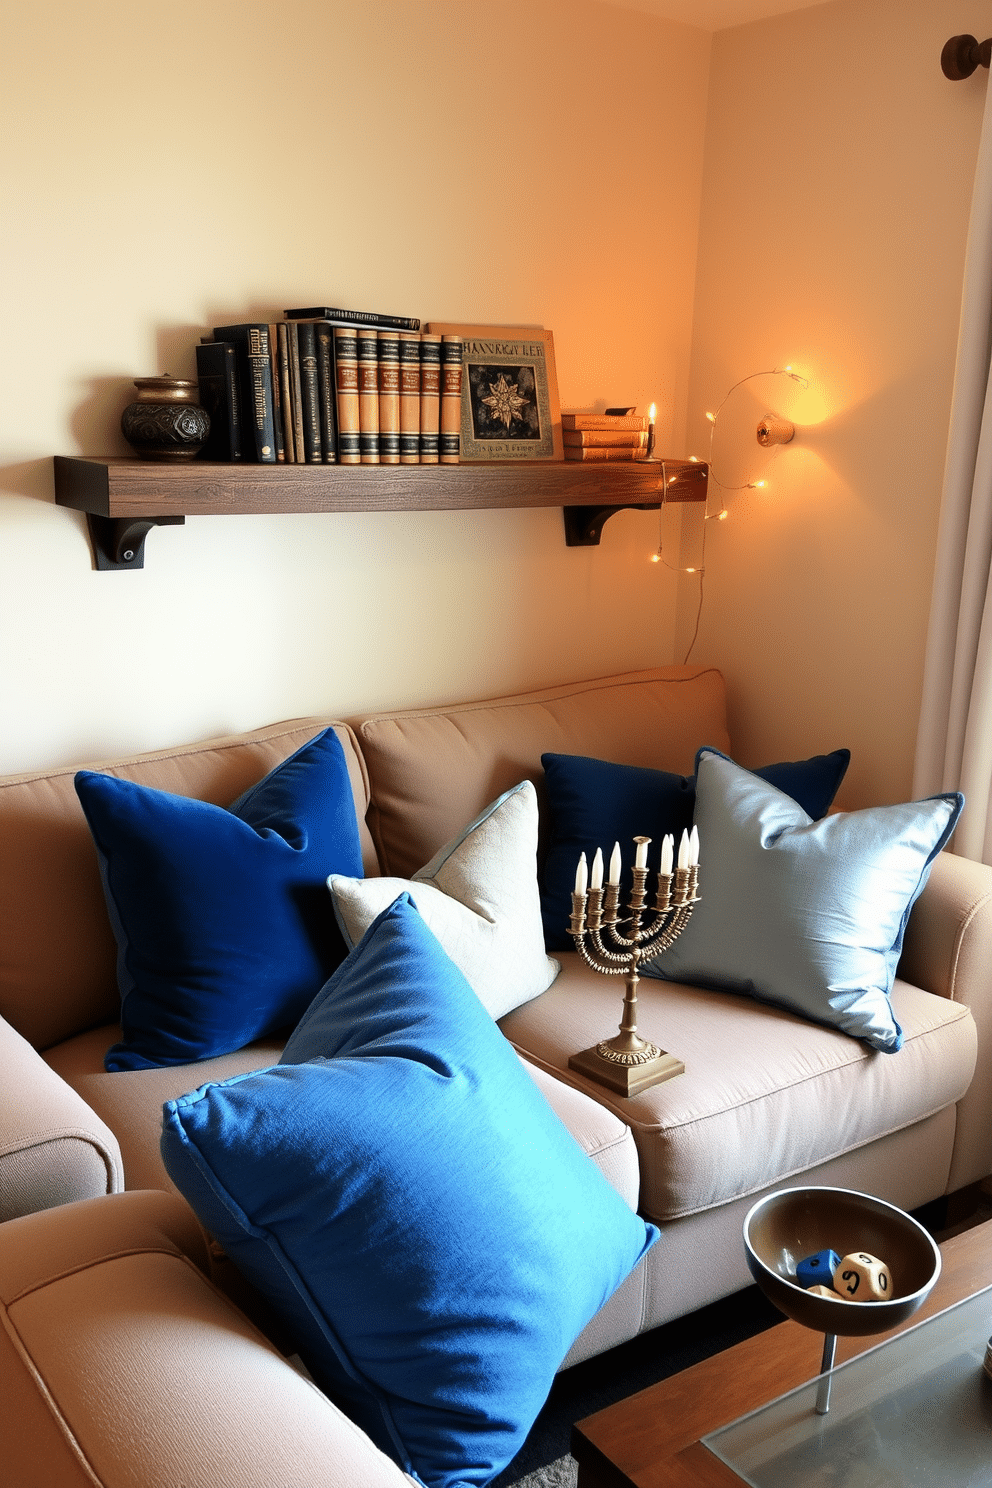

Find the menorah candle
[[574, 852, 588, 896], [635, 838, 649, 869], [690, 826, 700, 866], [590, 847, 604, 891], [609, 842, 622, 885], [677, 830, 690, 871], [660, 834, 674, 876]]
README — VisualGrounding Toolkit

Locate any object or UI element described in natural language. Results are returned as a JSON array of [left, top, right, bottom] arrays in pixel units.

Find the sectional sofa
[[1, 664, 989, 1487]]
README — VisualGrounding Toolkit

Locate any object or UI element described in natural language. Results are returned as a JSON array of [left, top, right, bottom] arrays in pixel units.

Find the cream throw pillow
[[328, 781, 560, 1021]]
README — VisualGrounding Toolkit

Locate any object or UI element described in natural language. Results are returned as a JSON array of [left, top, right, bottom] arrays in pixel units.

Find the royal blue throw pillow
[[643, 749, 964, 1052], [161, 895, 658, 1488], [540, 747, 851, 949], [75, 729, 363, 1071]]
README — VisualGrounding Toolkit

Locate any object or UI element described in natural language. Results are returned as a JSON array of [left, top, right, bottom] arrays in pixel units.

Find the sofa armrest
[[900, 850, 992, 1190], [0, 1016, 123, 1220], [0, 1191, 413, 1488]]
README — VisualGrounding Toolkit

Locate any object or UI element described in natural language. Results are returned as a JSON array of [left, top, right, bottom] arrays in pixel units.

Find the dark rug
[[494, 1283, 782, 1488]]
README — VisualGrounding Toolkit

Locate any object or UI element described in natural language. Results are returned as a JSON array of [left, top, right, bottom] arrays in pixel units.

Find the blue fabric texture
[[75, 729, 363, 1072], [643, 749, 964, 1052], [161, 894, 658, 1488], [539, 746, 851, 950]]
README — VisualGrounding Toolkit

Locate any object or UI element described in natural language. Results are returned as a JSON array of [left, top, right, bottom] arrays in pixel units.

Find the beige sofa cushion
[[350, 665, 730, 879], [0, 1190, 411, 1488], [500, 954, 978, 1224], [0, 718, 374, 1052]]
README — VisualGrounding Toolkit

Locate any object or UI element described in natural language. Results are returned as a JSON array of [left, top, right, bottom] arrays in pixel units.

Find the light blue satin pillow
[[643, 749, 963, 1052]]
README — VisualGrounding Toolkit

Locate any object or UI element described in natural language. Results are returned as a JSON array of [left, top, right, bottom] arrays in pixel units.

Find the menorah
[[567, 828, 700, 1097]]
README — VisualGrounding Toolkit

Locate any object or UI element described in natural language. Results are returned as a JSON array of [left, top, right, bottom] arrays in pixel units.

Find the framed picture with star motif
[[424, 323, 563, 461]]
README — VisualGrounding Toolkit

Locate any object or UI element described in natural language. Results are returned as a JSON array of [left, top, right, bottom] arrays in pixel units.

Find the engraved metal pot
[[120, 376, 210, 461]]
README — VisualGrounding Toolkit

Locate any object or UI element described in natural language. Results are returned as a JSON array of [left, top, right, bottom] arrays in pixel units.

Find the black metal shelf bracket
[[86, 514, 186, 571], [563, 502, 660, 547]]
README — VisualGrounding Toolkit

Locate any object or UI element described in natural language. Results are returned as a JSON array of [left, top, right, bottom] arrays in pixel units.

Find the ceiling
[[606, 0, 828, 31]]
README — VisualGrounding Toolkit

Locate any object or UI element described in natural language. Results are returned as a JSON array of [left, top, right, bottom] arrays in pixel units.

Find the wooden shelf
[[53, 455, 708, 569]]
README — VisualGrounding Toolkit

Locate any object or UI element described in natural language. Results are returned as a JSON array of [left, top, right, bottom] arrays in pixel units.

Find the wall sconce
[[756, 415, 795, 447]]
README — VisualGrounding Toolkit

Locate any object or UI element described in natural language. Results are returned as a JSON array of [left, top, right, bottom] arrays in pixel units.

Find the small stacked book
[[562, 412, 649, 461]]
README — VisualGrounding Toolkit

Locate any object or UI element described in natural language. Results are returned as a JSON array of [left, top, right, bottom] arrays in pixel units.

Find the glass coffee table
[[571, 1219, 992, 1488]]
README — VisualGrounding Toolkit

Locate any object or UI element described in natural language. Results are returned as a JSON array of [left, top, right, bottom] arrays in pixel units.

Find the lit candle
[[645, 402, 656, 460], [689, 825, 700, 866], [574, 852, 588, 896], [660, 833, 673, 876], [634, 837, 649, 870], [590, 846, 604, 891], [677, 830, 690, 871], [608, 841, 622, 886]]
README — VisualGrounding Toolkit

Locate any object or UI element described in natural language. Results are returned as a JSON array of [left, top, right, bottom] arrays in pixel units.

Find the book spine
[[195, 341, 243, 461], [276, 322, 296, 462], [561, 413, 648, 431], [298, 320, 323, 463], [315, 324, 338, 462], [268, 325, 285, 461], [399, 332, 421, 464], [439, 335, 463, 465], [334, 326, 361, 465], [562, 429, 649, 448], [287, 321, 306, 463], [212, 324, 277, 462], [284, 306, 421, 331], [563, 445, 647, 461], [377, 329, 401, 465], [357, 328, 380, 464], [419, 334, 441, 464]]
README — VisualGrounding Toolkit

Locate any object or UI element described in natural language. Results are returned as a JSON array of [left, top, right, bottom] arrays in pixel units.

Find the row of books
[[195, 308, 463, 465], [562, 411, 652, 461]]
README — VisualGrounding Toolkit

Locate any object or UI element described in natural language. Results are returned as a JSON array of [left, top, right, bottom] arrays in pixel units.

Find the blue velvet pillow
[[643, 749, 963, 1052], [540, 746, 850, 949], [75, 729, 363, 1072], [161, 894, 658, 1488]]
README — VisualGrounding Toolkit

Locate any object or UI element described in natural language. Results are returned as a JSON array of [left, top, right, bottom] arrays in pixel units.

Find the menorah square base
[[568, 1044, 686, 1097]]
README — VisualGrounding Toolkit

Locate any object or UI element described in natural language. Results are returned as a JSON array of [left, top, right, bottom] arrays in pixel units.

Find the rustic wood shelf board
[[53, 456, 708, 566]]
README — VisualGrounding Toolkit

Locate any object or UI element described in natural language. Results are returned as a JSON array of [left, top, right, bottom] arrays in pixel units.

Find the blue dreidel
[[796, 1249, 840, 1289]]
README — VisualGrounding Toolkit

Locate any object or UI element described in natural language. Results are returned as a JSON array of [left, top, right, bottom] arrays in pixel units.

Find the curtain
[[913, 75, 992, 863]]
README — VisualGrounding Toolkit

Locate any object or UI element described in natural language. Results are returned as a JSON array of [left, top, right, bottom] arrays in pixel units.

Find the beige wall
[[0, 0, 709, 773], [683, 0, 992, 806]]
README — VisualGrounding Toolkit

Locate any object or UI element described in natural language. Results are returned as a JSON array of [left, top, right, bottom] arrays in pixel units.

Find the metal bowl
[[743, 1186, 941, 1337]]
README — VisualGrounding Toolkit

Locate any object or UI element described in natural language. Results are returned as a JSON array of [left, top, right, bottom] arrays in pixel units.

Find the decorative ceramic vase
[[120, 377, 210, 461]]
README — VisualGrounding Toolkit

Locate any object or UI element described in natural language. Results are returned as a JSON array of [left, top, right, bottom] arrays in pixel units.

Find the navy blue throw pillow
[[75, 729, 363, 1071], [540, 747, 850, 950]]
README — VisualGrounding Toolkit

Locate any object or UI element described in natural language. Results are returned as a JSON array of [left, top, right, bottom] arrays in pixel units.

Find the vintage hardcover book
[[266, 325, 285, 461], [195, 340, 243, 461], [284, 306, 420, 331], [334, 326, 361, 465], [287, 321, 306, 462], [563, 445, 646, 461], [439, 336, 463, 464], [419, 334, 442, 464], [561, 413, 648, 431], [377, 329, 401, 465], [357, 328, 380, 464], [399, 332, 421, 464], [297, 319, 323, 463], [562, 429, 649, 448], [275, 322, 296, 462], [211, 324, 277, 462], [314, 323, 338, 462]]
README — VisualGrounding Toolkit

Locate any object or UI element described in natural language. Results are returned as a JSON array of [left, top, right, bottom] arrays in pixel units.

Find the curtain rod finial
[[942, 34, 992, 81]]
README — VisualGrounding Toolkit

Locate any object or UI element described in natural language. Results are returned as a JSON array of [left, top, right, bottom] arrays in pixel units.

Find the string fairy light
[[649, 367, 808, 662]]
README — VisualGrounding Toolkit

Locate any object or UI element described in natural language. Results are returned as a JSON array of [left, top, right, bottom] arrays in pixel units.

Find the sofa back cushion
[[0, 719, 374, 1052], [350, 666, 730, 879]]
